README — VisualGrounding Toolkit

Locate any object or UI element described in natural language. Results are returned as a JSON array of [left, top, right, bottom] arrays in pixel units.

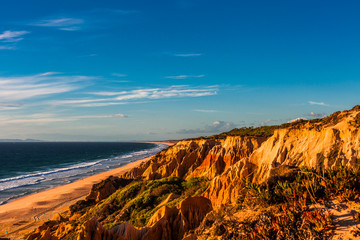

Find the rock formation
[[124, 136, 266, 181], [76, 196, 212, 240], [25, 106, 360, 239]]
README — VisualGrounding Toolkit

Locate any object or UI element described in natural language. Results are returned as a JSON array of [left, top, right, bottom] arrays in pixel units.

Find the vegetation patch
[[78, 176, 210, 228], [232, 166, 360, 239], [196, 165, 360, 240]]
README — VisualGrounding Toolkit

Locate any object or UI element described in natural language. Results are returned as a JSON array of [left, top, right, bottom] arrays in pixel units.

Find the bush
[[238, 165, 360, 239]]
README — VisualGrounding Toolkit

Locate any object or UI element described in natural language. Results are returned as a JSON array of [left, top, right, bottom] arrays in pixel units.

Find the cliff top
[[191, 105, 360, 140]]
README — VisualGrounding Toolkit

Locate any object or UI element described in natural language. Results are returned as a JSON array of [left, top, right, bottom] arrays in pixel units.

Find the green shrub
[[240, 165, 360, 239]]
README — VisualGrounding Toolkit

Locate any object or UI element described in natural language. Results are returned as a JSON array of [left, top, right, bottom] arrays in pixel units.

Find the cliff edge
[[25, 105, 360, 240]]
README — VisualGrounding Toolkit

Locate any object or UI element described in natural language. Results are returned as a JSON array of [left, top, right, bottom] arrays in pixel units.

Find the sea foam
[[0, 143, 167, 204]]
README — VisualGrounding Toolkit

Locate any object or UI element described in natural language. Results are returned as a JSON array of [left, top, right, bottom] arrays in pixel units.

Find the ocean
[[0, 142, 166, 205]]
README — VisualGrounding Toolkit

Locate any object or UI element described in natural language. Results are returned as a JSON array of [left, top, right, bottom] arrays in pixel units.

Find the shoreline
[[0, 141, 174, 239]]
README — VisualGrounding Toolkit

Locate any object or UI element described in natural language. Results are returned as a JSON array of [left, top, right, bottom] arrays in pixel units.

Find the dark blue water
[[0, 142, 166, 204]]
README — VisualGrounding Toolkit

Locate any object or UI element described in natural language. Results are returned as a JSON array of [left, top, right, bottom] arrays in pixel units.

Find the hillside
[[24, 105, 360, 240]]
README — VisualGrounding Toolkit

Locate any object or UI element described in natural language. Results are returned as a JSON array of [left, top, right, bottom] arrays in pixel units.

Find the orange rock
[[123, 136, 265, 181], [77, 217, 122, 240], [51, 213, 64, 222], [147, 206, 179, 227], [179, 196, 212, 232]]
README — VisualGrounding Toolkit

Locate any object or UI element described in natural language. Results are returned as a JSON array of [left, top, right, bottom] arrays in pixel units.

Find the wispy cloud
[[0, 46, 15, 50], [193, 109, 218, 113], [306, 112, 326, 118], [76, 113, 128, 119], [177, 121, 236, 134], [0, 30, 29, 42], [59, 26, 81, 31], [260, 119, 272, 126], [0, 73, 91, 104], [31, 18, 83, 31], [38, 72, 62, 76], [308, 101, 329, 106], [52, 85, 218, 107], [0, 30, 29, 50], [0, 113, 128, 125], [112, 73, 127, 77], [165, 74, 205, 79], [74, 102, 130, 107], [288, 117, 307, 123], [92, 86, 216, 99], [173, 53, 202, 57]]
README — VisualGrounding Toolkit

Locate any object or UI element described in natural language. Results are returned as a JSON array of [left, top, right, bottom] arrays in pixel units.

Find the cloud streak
[[0, 73, 92, 108], [306, 112, 326, 118], [0, 113, 128, 125], [193, 109, 218, 113], [51, 85, 217, 107], [0, 46, 15, 50], [177, 121, 236, 134], [288, 117, 307, 123], [0, 30, 29, 42], [308, 101, 329, 106], [0, 30, 29, 50], [173, 53, 202, 57], [31, 18, 83, 31], [165, 74, 205, 79]]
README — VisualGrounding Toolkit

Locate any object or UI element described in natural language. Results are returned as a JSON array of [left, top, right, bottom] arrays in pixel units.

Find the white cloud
[[260, 119, 272, 126], [76, 102, 129, 107], [0, 46, 15, 50], [177, 121, 236, 134], [112, 114, 128, 118], [165, 74, 205, 79], [34, 18, 83, 27], [50, 99, 107, 105], [307, 112, 326, 118], [308, 101, 329, 106], [0, 73, 91, 102], [0, 31, 29, 49], [53, 85, 217, 108], [38, 72, 62, 76], [112, 73, 127, 77], [59, 27, 81, 31], [0, 113, 128, 125], [91, 86, 216, 100], [0, 30, 29, 42], [288, 117, 307, 123], [32, 18, 83, 31], [193, 109, 218, 113], [76, 113, 128, 119], [173, 53, 202, 57]]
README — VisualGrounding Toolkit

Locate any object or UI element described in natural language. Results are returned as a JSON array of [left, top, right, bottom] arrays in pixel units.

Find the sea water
[[0, 142, 166, 205]]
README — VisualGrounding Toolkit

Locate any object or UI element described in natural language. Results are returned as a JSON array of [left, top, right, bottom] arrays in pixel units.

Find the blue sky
[[0, 0, 359, 141]]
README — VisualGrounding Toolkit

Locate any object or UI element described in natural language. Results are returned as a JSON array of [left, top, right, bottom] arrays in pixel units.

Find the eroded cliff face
[[124, 136, 266, 181], [250, 109, 360, 184], [26, 106, 360, 240], [206, 106, 360, 206], [27, 196, 212, 240]]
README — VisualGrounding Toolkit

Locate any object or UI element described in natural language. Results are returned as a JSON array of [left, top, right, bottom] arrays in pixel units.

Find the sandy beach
[[0, 141, 174, 239]]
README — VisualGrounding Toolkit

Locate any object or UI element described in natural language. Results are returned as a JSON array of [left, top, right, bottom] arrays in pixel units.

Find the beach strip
[[0, 141, 174, 238]]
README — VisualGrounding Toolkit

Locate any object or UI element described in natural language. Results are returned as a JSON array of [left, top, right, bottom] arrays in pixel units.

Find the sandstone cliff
[[204, 106, 360, 206], [124, 136, 266, 181], [250, 106, 360, 183], [25, 106, 360, 240]]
